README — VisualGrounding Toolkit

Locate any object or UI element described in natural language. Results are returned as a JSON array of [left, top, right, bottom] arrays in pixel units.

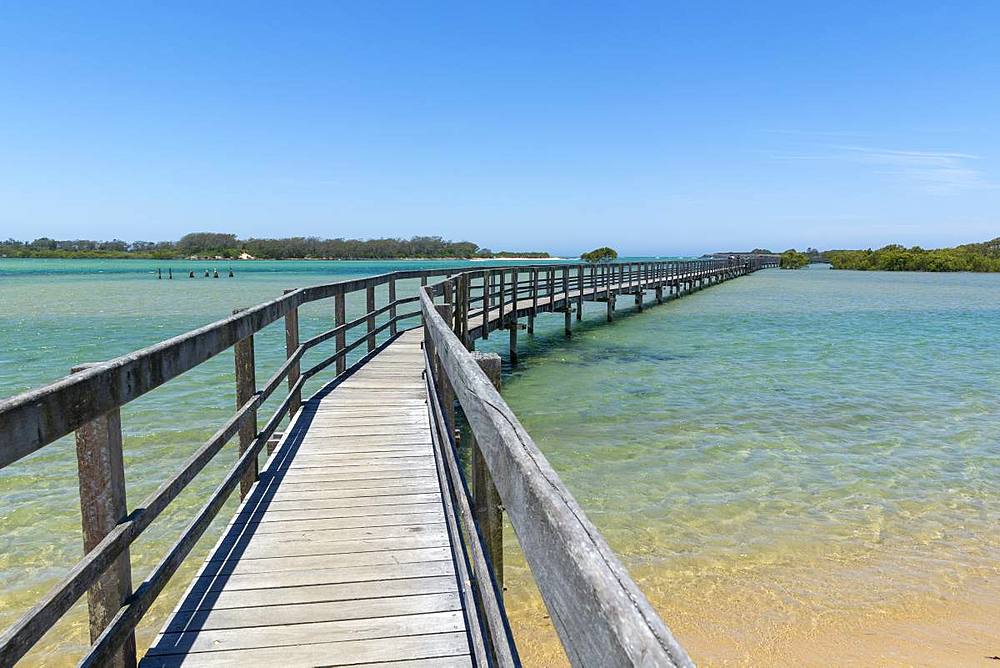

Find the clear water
[[483, 265, 1000, 665], [1, 260, 998, 665], [0, 257, 518, 665]]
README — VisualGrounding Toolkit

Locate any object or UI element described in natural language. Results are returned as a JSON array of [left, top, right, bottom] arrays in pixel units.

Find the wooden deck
[[1, 258, 781, 667], [142, 269, 718, 667], [143, 331, 475, 667]]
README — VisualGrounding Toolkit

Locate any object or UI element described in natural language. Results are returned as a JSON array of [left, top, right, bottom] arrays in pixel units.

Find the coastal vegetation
[[779, 249, 810, 269], [0, 233, 550, 260], [827, 238, 1000, 272], [580, 246, 618, 263]]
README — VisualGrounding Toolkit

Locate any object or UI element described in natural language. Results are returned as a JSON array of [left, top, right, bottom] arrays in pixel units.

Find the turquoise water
[[0, 257, 527, 664], [2, 260, 998, 665], [486, 265, 1000, 665]]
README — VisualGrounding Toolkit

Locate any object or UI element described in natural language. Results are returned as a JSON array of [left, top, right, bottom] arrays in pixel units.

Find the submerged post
[[470, 351, 504, 587], [283, 289, 301, 422], [233, 308, 258, 500], [71, 364, 136, 668]]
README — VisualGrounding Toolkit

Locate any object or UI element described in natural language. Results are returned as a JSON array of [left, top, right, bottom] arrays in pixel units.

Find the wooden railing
[[0, 256, 775, 667], [418, 257, 773, 667], [0, 266, 468, 667]]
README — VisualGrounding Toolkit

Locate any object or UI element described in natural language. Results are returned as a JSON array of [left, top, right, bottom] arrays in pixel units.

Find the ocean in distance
[[1, 258, 998, 665]]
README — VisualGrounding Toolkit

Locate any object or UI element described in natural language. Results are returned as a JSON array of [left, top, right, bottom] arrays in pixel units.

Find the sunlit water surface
[[1, 260, 998, 666], [487, 266, 1000, 666]]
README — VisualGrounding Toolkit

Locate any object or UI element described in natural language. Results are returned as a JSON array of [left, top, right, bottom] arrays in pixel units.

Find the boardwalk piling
[[71, 364, 136, 668]]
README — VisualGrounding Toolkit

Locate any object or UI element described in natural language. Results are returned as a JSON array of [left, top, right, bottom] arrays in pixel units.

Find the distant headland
[[0, 232, 552, 261]]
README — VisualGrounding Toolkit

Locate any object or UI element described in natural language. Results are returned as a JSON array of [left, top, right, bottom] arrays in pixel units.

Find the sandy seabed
[[502, 555, 1000, 667]]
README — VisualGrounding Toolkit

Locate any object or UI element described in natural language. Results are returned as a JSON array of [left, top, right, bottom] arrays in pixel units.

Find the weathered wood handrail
[[0, 265, 487, 666], [0, 255, 776, 666], [418, 256, 775, 667]]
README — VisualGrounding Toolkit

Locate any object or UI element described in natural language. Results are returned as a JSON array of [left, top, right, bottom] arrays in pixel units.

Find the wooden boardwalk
[[0, 257, 777, 668], [143, 331, 476, 667]]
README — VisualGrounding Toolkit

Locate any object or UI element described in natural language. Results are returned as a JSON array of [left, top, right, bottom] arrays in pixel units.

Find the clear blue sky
[[1, 1, 998, 255]]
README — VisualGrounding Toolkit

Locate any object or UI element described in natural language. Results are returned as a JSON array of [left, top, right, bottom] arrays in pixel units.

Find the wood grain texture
[[143, 330, 473, 667]]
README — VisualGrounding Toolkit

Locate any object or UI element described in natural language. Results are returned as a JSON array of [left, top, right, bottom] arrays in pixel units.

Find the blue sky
[[1, 1, 998, 255]]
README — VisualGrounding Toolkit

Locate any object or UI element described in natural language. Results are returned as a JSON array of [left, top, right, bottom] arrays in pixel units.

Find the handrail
[[0, 255, 777, 666], [417, 256, 775, 666], [0, 264, 480, 665]]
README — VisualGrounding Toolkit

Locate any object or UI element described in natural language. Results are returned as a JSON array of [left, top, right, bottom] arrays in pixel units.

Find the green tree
[[779, 249, 810, 269], [581, 246, 618, 263]]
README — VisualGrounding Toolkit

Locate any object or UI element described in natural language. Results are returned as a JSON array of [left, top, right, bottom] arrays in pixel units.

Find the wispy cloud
[[768, 143, 995, 194]]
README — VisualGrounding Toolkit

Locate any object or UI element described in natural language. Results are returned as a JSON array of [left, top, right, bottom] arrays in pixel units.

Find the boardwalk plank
[[145, 330, 473, 667]]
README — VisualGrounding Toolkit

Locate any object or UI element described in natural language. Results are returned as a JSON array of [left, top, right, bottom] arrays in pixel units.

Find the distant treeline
[[779, 249, 810, 269], [828, 238, 1000, 272], [0, 232, 550, 260]]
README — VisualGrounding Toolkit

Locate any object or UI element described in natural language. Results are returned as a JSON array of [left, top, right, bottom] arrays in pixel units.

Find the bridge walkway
[[142, 330, 476, 667]]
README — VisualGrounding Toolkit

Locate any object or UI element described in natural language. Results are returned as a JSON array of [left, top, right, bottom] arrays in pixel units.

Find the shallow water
[[487, 266, 1000, 666], [1, 260, 998, 665], [0, 257, 505, 665]]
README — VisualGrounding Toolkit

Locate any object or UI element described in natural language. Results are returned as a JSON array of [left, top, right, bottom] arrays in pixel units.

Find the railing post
[[434, 302, 456, 436], [509, 270, 519, 365], [389, 278, 397, 337], [482, 270, 491, 340], [366, 283, 376, 353], [528, 268, 537, 333], [71, 364, 136, 668], [470, 351, 504, 588], [606, 264, 614, 322], [233, 309, 258, 500], [334, 288, 346, 375], [562, 266, 571, 336], [576, 264, 584, 320], [283, 289, 301, 422]]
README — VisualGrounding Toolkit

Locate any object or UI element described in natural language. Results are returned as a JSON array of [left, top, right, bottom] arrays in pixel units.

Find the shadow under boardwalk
[[142, 331, 474, 667]]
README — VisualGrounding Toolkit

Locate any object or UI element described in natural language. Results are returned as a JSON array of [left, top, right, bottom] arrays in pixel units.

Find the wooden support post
[[563, 266, 571, 336], [508, 316, 518, 366], [283, 289, 301, 424], [232, 309, 258, 500], [388, 278, 398, 336], [655, 285, 663, 304], [498, 271, 506, 332], [334, 289, 346, 375], [366, 284, 376, 353], [607, 292, 614, 322], [576, 265, 584, 320], [71, 364, 136, 668], [510, 269, 519, 321], [453, 273, 469, 350], [482, 270, 491, 340], [434, 303, 456, 436], [470, 351, 504, 588], [528, 268, 537, 333]]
